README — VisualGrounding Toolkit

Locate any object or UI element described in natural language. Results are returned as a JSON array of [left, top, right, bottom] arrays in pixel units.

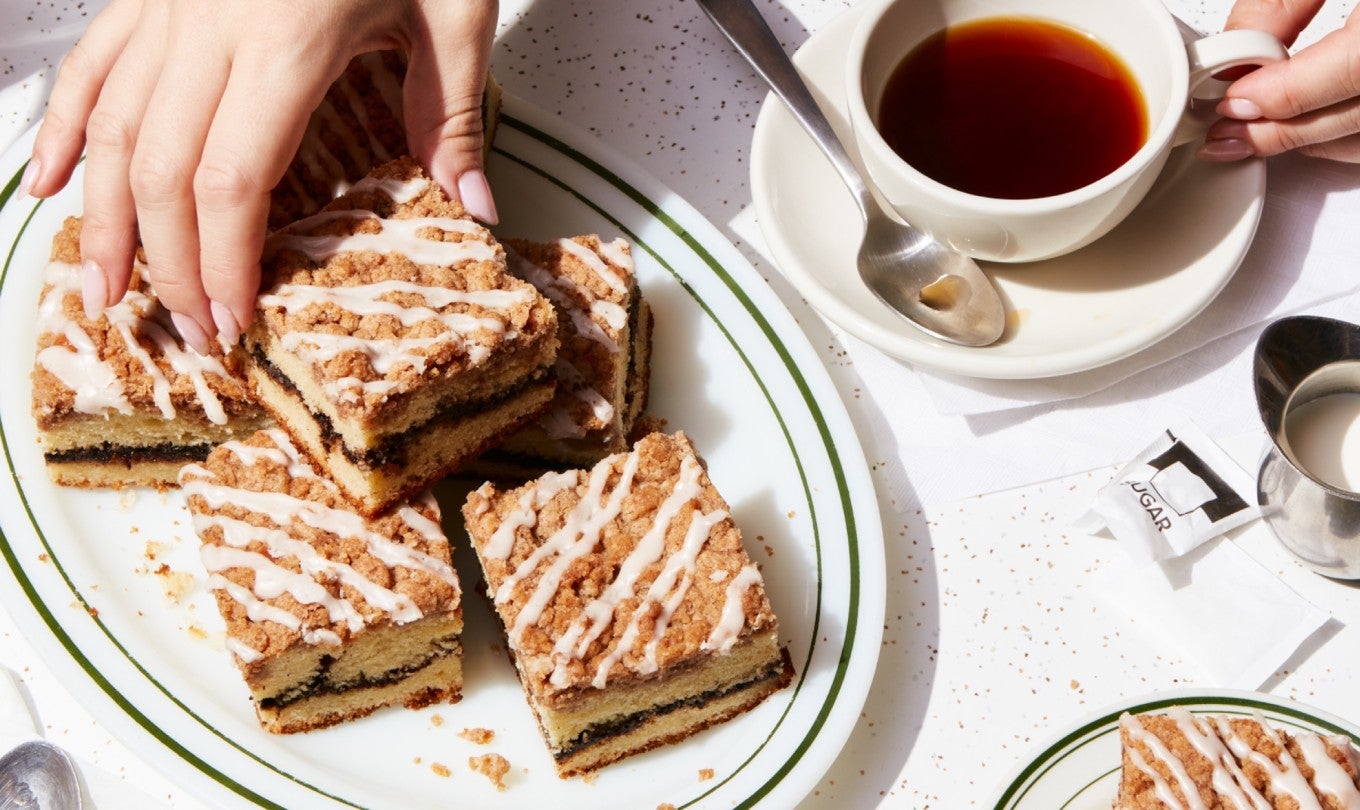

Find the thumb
[[404, 0, 499, 223]]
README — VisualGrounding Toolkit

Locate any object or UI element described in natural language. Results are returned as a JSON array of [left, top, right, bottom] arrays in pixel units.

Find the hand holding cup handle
[[1175, 29, 1289, 145]]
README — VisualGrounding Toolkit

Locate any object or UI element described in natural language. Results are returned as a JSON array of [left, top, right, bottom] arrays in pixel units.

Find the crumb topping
[[180, 427, 459, 662], [459, 727, 496, 745], [256, 157, 555, 415], [505, 236, 636, 441], [31, 217, 256, 427], [468, 753, 510, 791], [462, 432, 777, 695]]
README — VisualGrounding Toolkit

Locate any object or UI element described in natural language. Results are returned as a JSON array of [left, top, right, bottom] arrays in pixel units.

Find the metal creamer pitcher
[[1254, 315, 1360, 579]]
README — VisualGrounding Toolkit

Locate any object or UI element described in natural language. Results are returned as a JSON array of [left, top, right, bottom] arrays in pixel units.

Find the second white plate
[[992, 690, 1360, 809], [750, 6, 1267, 380]]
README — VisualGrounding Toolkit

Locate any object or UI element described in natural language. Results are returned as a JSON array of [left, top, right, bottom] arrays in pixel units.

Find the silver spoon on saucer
[[1, 741, 82, 810], [695, 0, 1006, 347]]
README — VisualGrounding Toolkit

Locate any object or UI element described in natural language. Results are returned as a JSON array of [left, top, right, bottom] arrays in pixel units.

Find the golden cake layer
[[180, 428, 463, 734], [1116, 709, 1360, 809], [246, 156, 559, 515], [31, 217, 270, 488], [462, 431, 792, 776]]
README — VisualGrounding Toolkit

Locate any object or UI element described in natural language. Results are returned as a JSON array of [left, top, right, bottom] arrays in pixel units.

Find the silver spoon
[[0, 741, 82, 810], [695, 0, 1006, 347]]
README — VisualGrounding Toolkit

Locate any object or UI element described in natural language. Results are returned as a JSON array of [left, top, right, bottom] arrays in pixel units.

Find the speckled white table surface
[[3, 1, 1360, 808]]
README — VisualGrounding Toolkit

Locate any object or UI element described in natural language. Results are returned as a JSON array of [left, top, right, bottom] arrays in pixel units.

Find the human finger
[[130, 22, 233, 351], [1201, 95, 1360, 159], [194, 40, 347, 340], [404, 0, 499, 223], [25, 0, 142, 199], [1219, 22, 1360, 121], [1297, 131, 1360, 161], [78, 3, 166, 321]]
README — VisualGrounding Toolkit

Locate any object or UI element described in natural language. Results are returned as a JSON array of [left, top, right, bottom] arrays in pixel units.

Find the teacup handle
[[1175, 29, 1290, 146]]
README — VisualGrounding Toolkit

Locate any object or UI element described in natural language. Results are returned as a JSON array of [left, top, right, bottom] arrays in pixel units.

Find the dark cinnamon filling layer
[[45, 442, 212, 467], [249, 343, 550, 470], [552, 656, 791, 761], [259, 636, 462, 710]]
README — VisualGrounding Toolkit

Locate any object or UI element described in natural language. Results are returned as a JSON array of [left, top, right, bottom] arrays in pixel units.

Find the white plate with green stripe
[[991, 690, 1360, 809], [0, 95, 884, 809]]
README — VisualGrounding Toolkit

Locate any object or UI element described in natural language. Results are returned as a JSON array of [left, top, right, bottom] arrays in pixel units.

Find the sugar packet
[[1076, 420, 1260, 561]]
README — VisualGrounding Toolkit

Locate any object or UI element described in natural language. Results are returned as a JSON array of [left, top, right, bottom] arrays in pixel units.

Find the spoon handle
[[694, 0, 875, 220]]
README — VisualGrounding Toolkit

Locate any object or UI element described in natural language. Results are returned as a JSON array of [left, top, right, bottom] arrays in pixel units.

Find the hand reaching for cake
[[1200, 0, 1360, 163], [20, 0, 500, 354]]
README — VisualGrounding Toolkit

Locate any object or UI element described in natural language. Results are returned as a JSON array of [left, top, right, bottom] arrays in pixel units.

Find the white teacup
[[845, 0, 1288, 263]]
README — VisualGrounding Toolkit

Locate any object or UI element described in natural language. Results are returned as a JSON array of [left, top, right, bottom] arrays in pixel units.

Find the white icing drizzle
[[483, 470, 581, 560], [267, 209, 496, 266], [494, 451, 642, 644], [1126, 740, 1187, 809], [348, 174, 427, 204], [224, 637, 264, 664], [1165, 708, 1271, 810], [558, 238, 628, 294], [702, 564, 762, 655], [596, 238, 635, 275], [1294, 732, 1360, 809], [506, 246, 623, 350], [544, 455, 710, 687], [36, 260, 232, 422], [183, 432, 458, 648], [709, 569, 729, 582], [538, 360, 616, 441], [1121, 713, 1207, 810], [1214, 715, 1325, 810]]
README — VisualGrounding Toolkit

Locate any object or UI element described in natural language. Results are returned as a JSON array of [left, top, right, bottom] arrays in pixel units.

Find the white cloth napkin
[[840, 149, 1360, 504], [0, 667, 171, 810]]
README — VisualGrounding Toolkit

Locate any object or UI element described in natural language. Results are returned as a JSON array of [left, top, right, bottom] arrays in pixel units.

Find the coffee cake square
[[180, 428, 463, 734], [462, 431, 793, 776], [31, 216, 270, 489], [245, 156, 559, 515]]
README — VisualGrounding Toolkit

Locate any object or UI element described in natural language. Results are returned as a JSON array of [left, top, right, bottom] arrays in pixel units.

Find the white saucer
[[749, 6, 1267, 380]]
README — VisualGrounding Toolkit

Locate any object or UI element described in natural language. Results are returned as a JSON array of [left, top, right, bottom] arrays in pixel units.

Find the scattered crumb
[[459, 727, 495, 745], [658, 804, 677, 810], [1070, 679, 1080, 690], [37, 554, 48, 564], [430, 762, 451, 778], [144, 541, 165, 560], [582, 771, 599, 784], [431, 713, 444, 727], [699, 768, 715, 782], [157, 568, 196, 604], [186, 625, 207, 641], [469, 753, 510, 791], [413, 757, 422, 765]]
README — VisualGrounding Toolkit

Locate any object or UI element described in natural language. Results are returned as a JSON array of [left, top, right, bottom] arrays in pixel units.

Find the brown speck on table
[[469, 753, 510, 791]]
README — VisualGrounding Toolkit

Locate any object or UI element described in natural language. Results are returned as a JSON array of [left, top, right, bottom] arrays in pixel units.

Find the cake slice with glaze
[[31, 216, 270, 488], [180, 428, 463, 734], [1116, 708, 1360, 809], [471, 235, 653, 474], [245, 156, 559, 515], [462, 431, 793, 776]]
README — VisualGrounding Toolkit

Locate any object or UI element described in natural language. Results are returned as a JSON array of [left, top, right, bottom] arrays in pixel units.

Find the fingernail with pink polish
[[18, 158, 40, 199], [171, 311, 212, 355], [1197, 138, 1255, 162], [1218, 97, 1262, 120], [210, 301, 241, 345], [457, 169, 499, 224], [81, 259, 107, 321]]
